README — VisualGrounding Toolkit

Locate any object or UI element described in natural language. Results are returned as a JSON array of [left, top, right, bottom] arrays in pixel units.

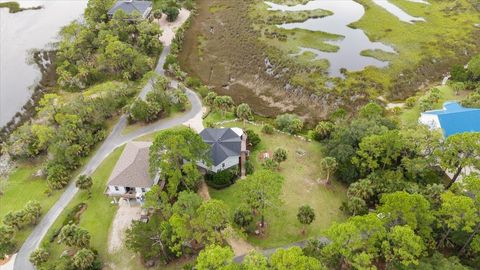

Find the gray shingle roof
[[107, 0, 152, 18], [200, 128, 242, 166], [107, 141, 153, 188]]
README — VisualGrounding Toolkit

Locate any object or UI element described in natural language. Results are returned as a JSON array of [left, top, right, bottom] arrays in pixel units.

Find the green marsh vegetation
[[179, 0, 480, 121], [0, 2, 42, 13], [252, 0, 480, 100]]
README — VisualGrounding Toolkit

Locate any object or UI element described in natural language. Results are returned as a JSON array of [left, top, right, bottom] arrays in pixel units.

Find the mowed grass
[[399, 85, 469, 127], [209, 121, 347, 248], [0, 161, 62, 246], [43, 145, 125, 260]]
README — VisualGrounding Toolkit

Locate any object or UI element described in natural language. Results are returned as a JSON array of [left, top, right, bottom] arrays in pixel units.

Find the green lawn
[[398, 85, 468, 127], [0, 161, 62, 247], [209, 121, 347, 248], [43, 145, 125, 261]]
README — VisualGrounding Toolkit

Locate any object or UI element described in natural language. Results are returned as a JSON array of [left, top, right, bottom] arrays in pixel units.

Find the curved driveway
[[14, 46, 203, 270]]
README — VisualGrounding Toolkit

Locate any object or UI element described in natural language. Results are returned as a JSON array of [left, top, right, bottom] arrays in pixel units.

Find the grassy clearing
[[0, 161, 62, 246], [42, 145, 125, 261], [105, 246, 194, 270], [398, 85, 469, 126], [209, 121, 347, 248]]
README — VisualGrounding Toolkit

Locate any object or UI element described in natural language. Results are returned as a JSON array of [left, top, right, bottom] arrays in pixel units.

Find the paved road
[[14, 45, 203, 270]]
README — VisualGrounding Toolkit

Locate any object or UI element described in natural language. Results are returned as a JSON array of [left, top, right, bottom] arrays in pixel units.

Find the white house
[[105, 141, 159, 204], [419, 101, 480, 137], [198, 128, 248, 174]]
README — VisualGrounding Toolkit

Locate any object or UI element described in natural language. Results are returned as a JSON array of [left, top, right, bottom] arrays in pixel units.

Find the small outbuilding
[[107, 0, 153, 20], [419, 101, 480, 137]]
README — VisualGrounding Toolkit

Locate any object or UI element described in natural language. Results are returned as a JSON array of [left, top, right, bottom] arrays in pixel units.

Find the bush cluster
[[206, 166, 238, 189]]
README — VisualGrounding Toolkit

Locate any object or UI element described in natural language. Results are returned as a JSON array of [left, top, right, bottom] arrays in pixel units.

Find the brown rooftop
[[107, 141, 153, 188]]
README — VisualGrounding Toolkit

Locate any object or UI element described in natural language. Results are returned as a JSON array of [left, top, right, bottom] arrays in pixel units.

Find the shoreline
[[0, 50, 57, 144]]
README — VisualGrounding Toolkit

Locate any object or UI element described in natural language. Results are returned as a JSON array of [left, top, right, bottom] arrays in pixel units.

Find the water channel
[[0, 0, 88, 127], [266, 0, 427, 77]]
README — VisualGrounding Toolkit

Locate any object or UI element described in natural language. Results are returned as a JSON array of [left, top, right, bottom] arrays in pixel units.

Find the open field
[[0, 161, 62, 247], [209, 121, 347, 248], [398, 85, 470, 126], [42, 145, 125, 261]]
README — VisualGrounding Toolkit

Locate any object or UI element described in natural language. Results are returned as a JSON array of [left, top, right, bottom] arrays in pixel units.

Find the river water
[[265, 0, 428, 77], [0, 0, 88, 127]]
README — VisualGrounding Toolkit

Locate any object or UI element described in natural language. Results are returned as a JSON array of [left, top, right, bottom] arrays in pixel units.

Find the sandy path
[[108, 200, 141, 253], [157, 8, 191, 46], [184, 105, 206, 133], [226, 236, 255, 256]]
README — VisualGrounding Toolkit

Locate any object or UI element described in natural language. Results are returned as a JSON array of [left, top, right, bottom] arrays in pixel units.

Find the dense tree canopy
[[239, 170, 284, 227], [149, 127, 210, 198]]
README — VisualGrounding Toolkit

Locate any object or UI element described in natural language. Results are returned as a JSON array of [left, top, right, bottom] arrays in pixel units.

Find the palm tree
[[72, 248, 95, 270], [320, 157, 337, 185], [297, 205, 315, 234], [236, 103, 253, 126], [76, 175, 93, 197]]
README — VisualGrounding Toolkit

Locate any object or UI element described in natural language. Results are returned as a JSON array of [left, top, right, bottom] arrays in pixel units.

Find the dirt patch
[[157, 8, 191, 46], [108, 200, 141, 253], [258, 150, 272, 161], [226, 235, 255, 256], [197, 180, 211, 201]]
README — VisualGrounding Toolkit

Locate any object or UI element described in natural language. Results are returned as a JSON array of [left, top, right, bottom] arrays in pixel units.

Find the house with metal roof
[[198, 128, 248, 175], [105, 141, 160, 204], [419, 101, 480, 137], [107, 0, 153, 20]]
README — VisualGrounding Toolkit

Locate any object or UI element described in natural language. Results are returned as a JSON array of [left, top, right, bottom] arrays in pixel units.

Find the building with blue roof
[[419, 101, 480, 137]]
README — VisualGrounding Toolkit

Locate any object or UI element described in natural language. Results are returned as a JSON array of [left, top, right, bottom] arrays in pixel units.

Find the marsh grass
[[0, 2, 42, 13]]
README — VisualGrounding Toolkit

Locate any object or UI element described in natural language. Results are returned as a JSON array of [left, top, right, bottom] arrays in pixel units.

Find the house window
[[114, 186, 119, 191], [222, 163, 225, 168], [141, 188, 146, 193]]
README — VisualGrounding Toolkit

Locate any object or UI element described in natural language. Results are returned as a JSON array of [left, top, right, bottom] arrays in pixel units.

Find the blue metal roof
[[423, 101, 480, 137]]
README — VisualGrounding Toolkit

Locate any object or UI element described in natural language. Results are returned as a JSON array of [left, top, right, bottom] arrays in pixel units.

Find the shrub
[[206, 166, 238, 189], [196, 85, 210, 98], [245, 160, 254, 175], [262, 124, 274, 134], [0, 225, 15, 259], [310, 121, 334, 141], [359, 102, 384, 119], [468, 54, 480, 80], [273, 148, 287, 163], [164, 6, 179, 22], [262, 158, 278, 171], [186, 76, 203, 89], [275, 114, 303, 134], [29, 248, 49, 267], [451, 64, 469, 82], [245, 130, 261, 149], [233, 205, 254, 229], [204, 92, 217, 106], [405, 97, 417, 108]]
